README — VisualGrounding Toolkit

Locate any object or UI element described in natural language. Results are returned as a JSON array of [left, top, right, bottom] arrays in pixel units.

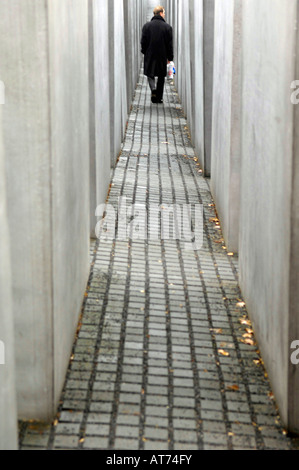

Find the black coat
[[141, 15, 174, 78]]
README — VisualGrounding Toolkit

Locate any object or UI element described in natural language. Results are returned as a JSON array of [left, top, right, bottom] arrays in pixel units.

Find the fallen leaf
[[240, 338, 255, 346], [227, 385, 239, 391], [237, 302, 246, 308], [210, 328, 223, 335], [218, 349, 230, 357], [240, 318, 251, 326]]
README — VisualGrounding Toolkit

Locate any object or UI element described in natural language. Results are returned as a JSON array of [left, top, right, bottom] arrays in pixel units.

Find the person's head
[[153, 6, 165, 18]]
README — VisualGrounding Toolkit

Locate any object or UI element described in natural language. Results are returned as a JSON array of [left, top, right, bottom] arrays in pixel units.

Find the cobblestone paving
[[19, 70, 299, 452]]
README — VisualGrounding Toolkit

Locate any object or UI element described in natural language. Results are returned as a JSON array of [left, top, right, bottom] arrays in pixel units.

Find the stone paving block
[[144, 426, 169, 440], [173, 429, 198, 443], [55, 422, 81, 435], [85, 424, 110, 436], [203, 432, 229, 446], [87, 413, 111, 424], [83, 437, 109, 450], [53, 435, 79, 449], [22, 430, 51, 448], [114, 438, 140, 450], [115, 425, 139, 439]]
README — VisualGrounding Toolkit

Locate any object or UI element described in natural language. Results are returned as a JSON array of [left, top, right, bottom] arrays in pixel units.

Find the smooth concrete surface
[[0, 0, 148, 425], [89, 0, 111, 237], [109, 0, 146, 168], [109, 0, 128, 167], [289, 0, 299, 433], [239, 0, 299, 432], [0, 0, 90, 421], [0, 0, 54, 421], [124, 0, 143, 110], [211, 0, 242, 253], [48, 0, 90, 420], [168, 0, 204, 171], [202, 0, 215, 177], [167, 0, 213, 176], [113, 0, 128, 163], [178, 0, 193, 128], [0, 108, 18, 450], [191, 0, 205, 166]]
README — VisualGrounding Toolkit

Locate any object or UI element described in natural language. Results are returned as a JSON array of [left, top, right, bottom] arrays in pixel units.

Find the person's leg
[[148, 77, 157, 102], [148, 76, 156, 91], [156, 76, 165, 103]]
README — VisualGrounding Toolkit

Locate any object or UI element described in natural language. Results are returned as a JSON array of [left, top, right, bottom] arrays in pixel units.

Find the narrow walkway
[[19, 71, 295, 451]]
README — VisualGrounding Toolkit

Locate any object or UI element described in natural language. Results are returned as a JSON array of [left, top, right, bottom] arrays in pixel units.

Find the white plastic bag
[[167, 61, 175, 80]]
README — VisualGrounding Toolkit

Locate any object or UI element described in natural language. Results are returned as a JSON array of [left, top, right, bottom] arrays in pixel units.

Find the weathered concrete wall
[[202, 0, 215, 177], [210, 0, 242, 253], [0, 0, 148, 431], [0, 0, 54, 421], [109, 0, 128, 167], [178, 0, 193, 127], [109, 0, 146, 167], [0, 0, 90, 421], [48, 0, 90, 420], [0, 107, 18, 450], [124, 0, 144, 109], [239, 0, 299, 433], [162, 0, 299, 435], [168, 0, 204, 168], [170, 0, 212, 176], [89, 0, 111, 237], [289, 0, 299, 433]]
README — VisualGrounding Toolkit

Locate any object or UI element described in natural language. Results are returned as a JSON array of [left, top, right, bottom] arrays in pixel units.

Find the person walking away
[[141, 6, 174, 104]]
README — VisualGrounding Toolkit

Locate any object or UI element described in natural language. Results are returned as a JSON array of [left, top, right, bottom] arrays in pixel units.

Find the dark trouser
[[148, 76, 165, 101]]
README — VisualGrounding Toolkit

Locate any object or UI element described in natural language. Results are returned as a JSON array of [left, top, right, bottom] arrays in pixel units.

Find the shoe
[[156, 99, 163, 104], [151, 90, 157, 103]]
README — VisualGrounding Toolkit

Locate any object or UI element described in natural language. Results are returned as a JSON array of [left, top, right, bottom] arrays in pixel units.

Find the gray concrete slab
[[210, 0, 242, 253], [0, 107, 18, 450], [239, 0, 299, 433], [0, 0, 90, 421], [89, 0, 111, 237]]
